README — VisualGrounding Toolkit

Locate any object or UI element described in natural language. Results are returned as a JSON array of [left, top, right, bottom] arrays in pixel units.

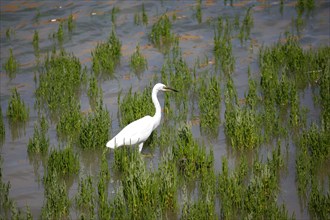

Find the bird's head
[[154, 83, 178, 93]]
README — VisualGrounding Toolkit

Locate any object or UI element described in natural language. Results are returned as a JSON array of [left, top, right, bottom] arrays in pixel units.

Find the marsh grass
[[56, 98, 83, 142], [4, 48, 19, 79], [111, 6, 120, 24], [134, 3, 148, 26], [130, 44, 148, 74], [0, 106, 5, 143], [35, 49, 83, 116], [0, 157, 12, 217], [149, 14, 175, 52], [118, 84, 154, 127], [195, 0, 202, 24], [214, 17, 235, 75], [198, 75, 221, 135], [27, 115, 49, 155], [173, 125, 213, 179], [41, 170, 70, 219], [92, 29, 121, 76], [7, 88, 29, 123], [67, 13, 74, 32], [79, 99, 110, 149], [32, 30, 39, 57], [75, 176, 95, 219], [238, 6, 254, 44]]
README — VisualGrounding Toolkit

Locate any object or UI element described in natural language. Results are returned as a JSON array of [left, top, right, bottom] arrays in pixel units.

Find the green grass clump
[[79, 100, 110, 149], [198, 75, 221, 135], [75, 176, 95, 219], [56, 98, 83, 141], [92, 29, 121, 76], [134, 4, 148, 26], [27, 116, 49, 155], [111, 6, 120, 24], [46, 146, 80, 178], [32, 30, 39, 56], [120, 153, 159, 219], [157, 150, 178, 211], [6, 88, 29, 122], [41, 170, 70, 220], [0, 157, 13, 217], [149, 14, 175, 50], [0, 106, 5, 142], [173, 125, 213, 179], [67, 13, 74, 32], [4, 48, 19, 79], [196, 0, 202, 24], [238, 6, 254, 44], [218, 145, 289, 219], [130, 44, 148, 74], [118, 84, 154, 127], [214, 17, 235, 75], [296, 124, 329, 194], [35, 49, 83, 115]]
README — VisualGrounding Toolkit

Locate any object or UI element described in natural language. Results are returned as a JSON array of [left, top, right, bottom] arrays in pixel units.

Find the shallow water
[[1, 0, 329, 218]]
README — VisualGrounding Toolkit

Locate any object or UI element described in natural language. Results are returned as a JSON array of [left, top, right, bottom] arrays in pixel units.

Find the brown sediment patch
[[205, 0, 216, 7], [81, 57, 92, 65], [15, 83, 31, 90], [190, 117, 200, 126], [81, 108, 92, 115], [183, 50, 193, 57], [232, 0, 250, 7], [141, 44, 154, 50], [21, 2, 43, 10], [123, 74, 131, 80], [1, 4, 20, 13], [179, 34, 201, 41]]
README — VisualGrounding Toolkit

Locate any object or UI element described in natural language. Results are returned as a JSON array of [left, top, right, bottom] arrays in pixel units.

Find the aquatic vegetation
[[56, 98, 83, 141], [296, 0, 315, 15], [41, 171, 70, 219], [130, 44, 148, 74], [46, 146, 80, 178], [308, 180, 330, 219], [173, 125, 213, 179], [218, 145, 289, 219], [75, 176, 95, 219], [195, 0, 202, 24], [6, 88, 29, 122], [6, 27, 15, 39], [79, 99, 110, 149], [27, 115, 49, 155], [67, 13, 74, 32], [149, 14, 175, 51], [4, 48, 19, 79], [111, 6, 120, 24], [92, 29, 121, 76], [57, 22, 64, 43], [238, 6, 254, 44], [214, 17, 235, 74], [0, 106, 5, 142], [87, 73, 101, 103], [35, 49, 83, 115], [32, 30, 39, 54], [118, 84, 154, 127], [0, 157, 12, 217], [157, 149, 178, 211], [198, 75, 221, 134]]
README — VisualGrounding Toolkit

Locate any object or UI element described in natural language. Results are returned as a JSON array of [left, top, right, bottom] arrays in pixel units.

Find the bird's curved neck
[[152, 88, 161, 121]]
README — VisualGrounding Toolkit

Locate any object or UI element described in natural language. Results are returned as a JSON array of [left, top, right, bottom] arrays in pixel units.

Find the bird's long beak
[[164, 86, 179, 92]]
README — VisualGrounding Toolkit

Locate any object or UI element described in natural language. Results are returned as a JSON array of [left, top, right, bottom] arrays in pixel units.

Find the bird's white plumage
[[106, 83, 177, 152]]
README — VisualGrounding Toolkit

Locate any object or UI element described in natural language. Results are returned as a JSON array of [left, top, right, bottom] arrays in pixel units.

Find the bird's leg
[[138, 143, 144, 153]]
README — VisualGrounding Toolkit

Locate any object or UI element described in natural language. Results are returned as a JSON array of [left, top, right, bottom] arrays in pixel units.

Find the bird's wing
[[108, 116, 154, 147]]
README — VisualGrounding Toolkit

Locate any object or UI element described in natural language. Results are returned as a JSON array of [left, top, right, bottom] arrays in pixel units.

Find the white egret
[[106, 83, 178, 152]]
